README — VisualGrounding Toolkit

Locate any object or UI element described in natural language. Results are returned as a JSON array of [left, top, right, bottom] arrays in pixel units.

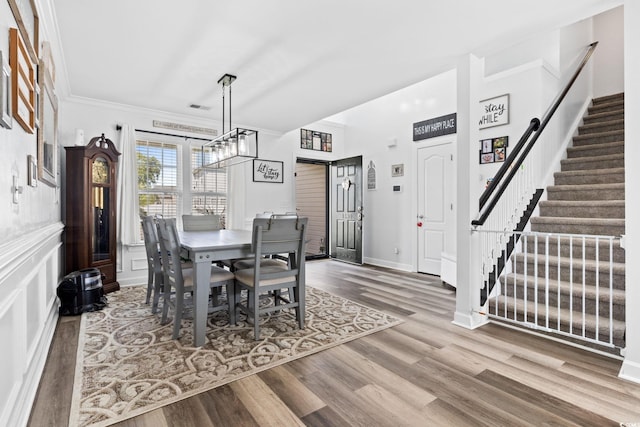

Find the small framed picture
[[0, 51, 11, 129], [480, 151, 494, 164], [481, 139, 492, 153], [494, 147, 506, 162], [391, 163, 404, 177], [28, 154, 37, 187], [493, 136, 508, 148]]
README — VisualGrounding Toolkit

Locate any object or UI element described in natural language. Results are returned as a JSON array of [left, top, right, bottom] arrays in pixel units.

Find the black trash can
[[57, 268, 108, 315]]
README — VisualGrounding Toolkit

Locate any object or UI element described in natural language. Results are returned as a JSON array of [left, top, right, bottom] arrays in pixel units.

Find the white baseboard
[[363, 257, 413, 272], [619, 359, 640, 384]]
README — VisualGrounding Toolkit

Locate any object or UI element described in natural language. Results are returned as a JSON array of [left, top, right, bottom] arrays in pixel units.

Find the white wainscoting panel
[[0, 222, 63, 427]]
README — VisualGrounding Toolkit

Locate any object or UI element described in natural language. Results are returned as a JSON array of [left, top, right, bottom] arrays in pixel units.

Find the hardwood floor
[[28, 260, 640, 426]]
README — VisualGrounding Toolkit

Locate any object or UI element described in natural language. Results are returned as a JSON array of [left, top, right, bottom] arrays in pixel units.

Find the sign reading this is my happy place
[[413, 113, 457, 141]]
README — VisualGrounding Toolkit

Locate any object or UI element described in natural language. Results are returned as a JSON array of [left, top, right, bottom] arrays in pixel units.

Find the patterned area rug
[[69, 285, 402, 427]]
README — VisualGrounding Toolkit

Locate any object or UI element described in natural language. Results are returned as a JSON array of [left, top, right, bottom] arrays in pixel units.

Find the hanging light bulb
[[238, 134, 247, 155]]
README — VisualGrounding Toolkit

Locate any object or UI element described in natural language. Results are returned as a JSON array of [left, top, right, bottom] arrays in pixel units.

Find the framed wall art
[[7, 0, 39, 62], [479, 136, 508, 164], [27, 154, 37, 187], [0, 51, 11, 129], [9, 27, 36, 133], [38, 59, 58, 187], [479, 94, 509, 129], [253, 159, 283, 183], [301, 128, 332, 152], [391, 164, 404, 177]]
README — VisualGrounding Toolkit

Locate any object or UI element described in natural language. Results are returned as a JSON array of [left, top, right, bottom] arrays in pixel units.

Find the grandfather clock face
[[92, 157, 109, 184], [92, 156, 111, 262]]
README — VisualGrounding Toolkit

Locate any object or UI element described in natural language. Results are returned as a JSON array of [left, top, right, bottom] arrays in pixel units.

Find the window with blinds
[[136, 139, 179, 219], [191, 148, 227, 227]]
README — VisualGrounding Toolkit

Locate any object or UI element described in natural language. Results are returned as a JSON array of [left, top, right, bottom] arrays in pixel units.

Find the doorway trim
[[295, 157, 330, 260]]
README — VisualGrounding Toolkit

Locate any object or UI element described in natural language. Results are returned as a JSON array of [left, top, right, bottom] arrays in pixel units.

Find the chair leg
[[225, 281, 235, 326], [211, 287, 220, 306], [294, 285, 305, 329], [161, 278, 171, 324], [172, 289, 184, 340], [252, 287, 260, 340], [145, 268, 153, 304], [152, 271, 163, 314], [231, 281, 240, 325]]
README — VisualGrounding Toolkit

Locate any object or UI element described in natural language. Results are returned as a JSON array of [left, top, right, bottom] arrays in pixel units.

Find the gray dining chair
[[156, 218, 235, 340], [232, 212, 298, 271], [232, 216, 308, 340], [141, 216, 163, 313]]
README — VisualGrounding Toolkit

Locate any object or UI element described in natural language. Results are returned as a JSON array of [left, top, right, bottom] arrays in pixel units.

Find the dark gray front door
[[331, 156, 362, 264]]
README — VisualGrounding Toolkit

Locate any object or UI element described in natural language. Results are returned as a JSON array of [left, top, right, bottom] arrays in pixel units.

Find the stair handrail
[[472, 41, 599, 227]]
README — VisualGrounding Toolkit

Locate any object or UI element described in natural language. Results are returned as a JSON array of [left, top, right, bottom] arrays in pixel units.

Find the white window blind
[[191, 148, 227, 227]]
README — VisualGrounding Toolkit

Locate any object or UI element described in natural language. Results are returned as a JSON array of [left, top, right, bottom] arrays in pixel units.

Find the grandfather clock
[[65, 134, 121, 293]]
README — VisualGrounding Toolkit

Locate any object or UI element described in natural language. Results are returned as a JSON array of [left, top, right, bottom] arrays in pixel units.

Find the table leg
[[193, 258, 210, 347]]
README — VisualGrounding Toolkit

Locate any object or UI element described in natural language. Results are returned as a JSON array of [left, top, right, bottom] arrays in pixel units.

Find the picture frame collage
[[5, 0, 59, 187], [479, 136, 508, 164], [300, 128, 332, 152]]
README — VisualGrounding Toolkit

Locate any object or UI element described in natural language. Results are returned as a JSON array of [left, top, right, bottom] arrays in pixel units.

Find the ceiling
[[51, 0, 621, 134]]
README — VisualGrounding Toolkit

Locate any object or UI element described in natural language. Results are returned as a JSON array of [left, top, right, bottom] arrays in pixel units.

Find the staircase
[[489, 93, 626, 348]]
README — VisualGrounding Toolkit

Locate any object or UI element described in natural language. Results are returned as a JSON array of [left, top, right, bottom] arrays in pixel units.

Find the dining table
[[178, 228, 252, 347]]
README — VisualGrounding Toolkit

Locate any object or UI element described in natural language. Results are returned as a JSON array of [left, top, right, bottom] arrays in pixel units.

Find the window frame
[[134, 134, 229, 232]]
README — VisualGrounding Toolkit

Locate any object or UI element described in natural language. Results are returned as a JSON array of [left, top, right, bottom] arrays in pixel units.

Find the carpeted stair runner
[[490, 93, 626, 348]]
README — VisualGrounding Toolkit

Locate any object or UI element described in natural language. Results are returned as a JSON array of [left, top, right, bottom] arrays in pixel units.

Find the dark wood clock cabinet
[[64, 134, 121, 293]]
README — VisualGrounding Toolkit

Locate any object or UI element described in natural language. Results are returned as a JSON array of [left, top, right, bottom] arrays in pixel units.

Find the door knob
[[417, 214, 424, 219]]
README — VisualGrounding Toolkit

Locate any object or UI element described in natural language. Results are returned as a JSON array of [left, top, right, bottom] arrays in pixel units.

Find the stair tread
[[589, 99, 624, 109], [592, 93, 625, 104], [547, 182, 624, 191], [489, 296, 626, 333], [501, 272, 626, 302], [574, 129, 624, 137], [513, 252, 626, 272], [568, 140, 624, 151], [583, 110, 624, 121], [555, 167, 624, 177], [561, 153, 624, 162], [531, 216, 625, 225], [525, 235, 624, 246], [579, 119, 625, 130], [539, 200, 625, 207]]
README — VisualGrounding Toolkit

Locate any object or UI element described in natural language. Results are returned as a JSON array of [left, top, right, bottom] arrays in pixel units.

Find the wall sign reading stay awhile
[[479, 94, 509, 129], [253, 159, 283, 183]]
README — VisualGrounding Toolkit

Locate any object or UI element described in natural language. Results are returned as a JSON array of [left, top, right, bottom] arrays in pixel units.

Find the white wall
[[327, 70, 458, 272], [593, 6, 625, 98], [620, 0, 640, 384]]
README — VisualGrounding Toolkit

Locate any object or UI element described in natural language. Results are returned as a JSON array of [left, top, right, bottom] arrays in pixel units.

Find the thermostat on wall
[[393, 185, 401, 192]]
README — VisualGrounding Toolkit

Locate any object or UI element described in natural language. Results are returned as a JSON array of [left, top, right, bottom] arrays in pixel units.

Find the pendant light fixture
[[201, 73, 258, 169]]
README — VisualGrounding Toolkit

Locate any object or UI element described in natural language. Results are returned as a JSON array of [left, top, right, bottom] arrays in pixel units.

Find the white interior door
[[417, 143, 452, 275]]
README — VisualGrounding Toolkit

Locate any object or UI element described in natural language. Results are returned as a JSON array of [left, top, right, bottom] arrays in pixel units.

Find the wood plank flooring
[[28, 260, 640, 426]]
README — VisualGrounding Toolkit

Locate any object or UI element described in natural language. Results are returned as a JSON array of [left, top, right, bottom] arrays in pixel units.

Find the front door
[[417, 144, 452, 275], [331, 156, 363, 264]]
